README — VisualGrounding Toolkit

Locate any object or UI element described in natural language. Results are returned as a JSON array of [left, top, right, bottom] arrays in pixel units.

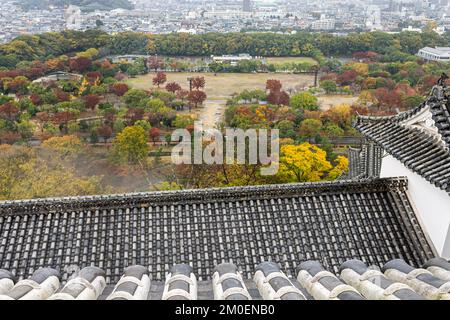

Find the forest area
[[0, 29, 449, 200]]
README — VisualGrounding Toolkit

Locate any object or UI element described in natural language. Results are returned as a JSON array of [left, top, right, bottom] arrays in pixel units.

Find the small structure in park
[[32, 71, 83, 84], [211, 54, 254, 66]]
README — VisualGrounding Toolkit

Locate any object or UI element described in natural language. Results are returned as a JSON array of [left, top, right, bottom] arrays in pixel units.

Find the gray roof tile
[[354, 84, 450, 193]]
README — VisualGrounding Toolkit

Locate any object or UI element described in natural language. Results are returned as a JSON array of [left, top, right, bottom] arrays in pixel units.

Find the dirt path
[[197, 99, 227, 130]]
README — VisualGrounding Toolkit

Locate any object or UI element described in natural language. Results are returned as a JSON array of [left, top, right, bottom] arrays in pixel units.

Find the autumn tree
[[124, 108, 145, 125], [290, 92, 318, 111], [35, 111, 51, 132], [188, 90, 207, 108], [337, 70, 358, 86], [69, 57, 92, 73], [266, 79, 282, 92], [177, 89, 189, 102], [97, 125, 113, 143], [53, 111, 75, 134], [299, 119, 323, 139], [327, 156, 349, 180], [278, 143, 333, 183], [0, 132, 20, 145], [148, 56, 165, 72], [153, 72, 167, 87], [8, 158, 102, 200], [84, 94, 100, 110], [192, 76, 206, 90], [4, 76, 29, 94], [165, 82, 181, 93], [267, 90, 290, 105], [0, 103, 19, 121], [55, 89, 70, 102], [265, 79, 289, 105], [112, 125, 148, 164], [149, 127, 160, 142], [42, 135, 83, 159], [111, 83, 129, 97]]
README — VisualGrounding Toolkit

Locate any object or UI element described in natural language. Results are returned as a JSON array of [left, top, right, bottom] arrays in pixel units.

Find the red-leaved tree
[[188, 90, 207, 108], [84, 94, 101, 110], [192, 76, 206, 90], [111, 83, 129, 97], [166, 82, 181, 93], [69, 57, 92, 73], [148, 56, 165, 72], [124, 108, 145, 125], [53, 111, 75, 133], [153, 72, 167, 87], [149, 127, 160, 143], [266, 79, 282, 92], [97, 125, 113, 143], [0, 103, 19, 121]]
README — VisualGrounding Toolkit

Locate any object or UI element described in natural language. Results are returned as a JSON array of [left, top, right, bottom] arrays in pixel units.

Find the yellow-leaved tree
[[327, 156, 349, 181], [9, 158, 103, 200], [112, 125, 148, 164], [41, 135, 83, 159], [0, 143, 104, 200], [277, 143, 348, 183]]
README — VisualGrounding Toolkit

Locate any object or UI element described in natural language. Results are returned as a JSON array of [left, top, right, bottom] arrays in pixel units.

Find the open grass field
[[265, 57, 318, 65], [126, 72, 316, 99], [318, 95, 359, 111]]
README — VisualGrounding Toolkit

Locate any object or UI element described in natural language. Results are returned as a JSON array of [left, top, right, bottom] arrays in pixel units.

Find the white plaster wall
[[380, 154, 450, 257]]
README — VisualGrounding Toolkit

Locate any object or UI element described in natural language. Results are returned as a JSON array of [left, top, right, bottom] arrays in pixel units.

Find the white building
[[402, 26, 422, 32], [354, 82, 450, 258], [311, 18, 335, 31], [65, 5, 83, 30], [203, 10, 253, 19], [211, 54, 254, 66], [417, 46, 450, 61], [366, 5, 383, 31]]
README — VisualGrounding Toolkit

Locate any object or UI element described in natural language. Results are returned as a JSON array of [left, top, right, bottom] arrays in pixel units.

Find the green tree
[[320, 80, 337, 94], [290, 92, 318, 111], [299, 119, 323, 138], [112, 125, 148, 164], [123, 89, 148, 106]]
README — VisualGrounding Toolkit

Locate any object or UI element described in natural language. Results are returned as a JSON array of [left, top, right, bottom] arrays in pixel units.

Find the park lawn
[[318, 95, 359, 111], [265, 57, 318, 65], [126, 72, 315, 99]]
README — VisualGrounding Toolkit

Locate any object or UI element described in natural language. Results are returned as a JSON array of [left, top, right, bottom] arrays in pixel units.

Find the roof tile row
[[1, 258, 449, 300]]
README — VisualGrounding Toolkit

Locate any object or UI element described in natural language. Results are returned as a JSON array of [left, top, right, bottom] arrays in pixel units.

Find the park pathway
[[198, 99, 227, 130]]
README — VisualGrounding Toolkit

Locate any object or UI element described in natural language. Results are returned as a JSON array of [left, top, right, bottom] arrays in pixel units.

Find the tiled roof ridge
[[354, 84, 449, 138], [2, 258, 450, 300], [0, 177, 409, 216]]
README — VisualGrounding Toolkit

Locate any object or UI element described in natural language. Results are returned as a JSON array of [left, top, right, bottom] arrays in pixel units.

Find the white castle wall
[[380, 154, 450, 258]]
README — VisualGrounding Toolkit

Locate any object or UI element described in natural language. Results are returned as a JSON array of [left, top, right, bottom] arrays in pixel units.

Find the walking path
[[198, 99, 227, 130]]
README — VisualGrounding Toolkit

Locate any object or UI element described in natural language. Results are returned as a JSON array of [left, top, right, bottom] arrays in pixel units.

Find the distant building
[[417, 46, 450, 61], [402, 26, 422, 32], [110, 54, 149, 64], [212, 54, 253, 66], [366, 5, 383, 31], [65, 5, 82, 30], [243, 0, 253, 12], [311, 18, 335, 31]]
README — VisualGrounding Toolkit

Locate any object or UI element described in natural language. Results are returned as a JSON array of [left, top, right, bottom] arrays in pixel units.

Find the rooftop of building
[[0, 177, 435, 284], [354, 82, 450, 194]]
